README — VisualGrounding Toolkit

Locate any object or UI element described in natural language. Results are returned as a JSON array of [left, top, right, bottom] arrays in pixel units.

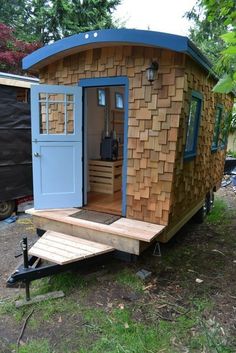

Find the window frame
[[184, 90, 203, 160], [211, 104, 223, 152]]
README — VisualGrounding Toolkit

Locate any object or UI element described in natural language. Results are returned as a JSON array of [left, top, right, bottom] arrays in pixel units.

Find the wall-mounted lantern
[[146, 61, 159, 83]]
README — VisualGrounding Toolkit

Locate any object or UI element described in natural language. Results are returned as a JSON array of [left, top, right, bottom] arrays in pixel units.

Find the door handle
[[34, 152, 41, 157]]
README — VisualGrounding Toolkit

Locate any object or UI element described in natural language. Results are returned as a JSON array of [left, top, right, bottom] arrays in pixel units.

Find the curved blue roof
[[22, 29, 212, 73]]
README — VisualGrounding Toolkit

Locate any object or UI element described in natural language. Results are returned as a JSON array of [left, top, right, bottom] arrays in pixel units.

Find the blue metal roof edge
[[22, 28, 212, 74]]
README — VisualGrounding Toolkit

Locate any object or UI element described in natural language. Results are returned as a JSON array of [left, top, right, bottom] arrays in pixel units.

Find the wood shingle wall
[[168, 57, 234, 227], [38, 45, 233, 228]]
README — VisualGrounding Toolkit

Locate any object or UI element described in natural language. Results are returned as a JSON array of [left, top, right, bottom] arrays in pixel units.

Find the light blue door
[[31, 85, 83, 209]]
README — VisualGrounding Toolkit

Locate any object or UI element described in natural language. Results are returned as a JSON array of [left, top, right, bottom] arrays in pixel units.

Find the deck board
[[29, 230, 114, 265], [26, 208, 165, 243]]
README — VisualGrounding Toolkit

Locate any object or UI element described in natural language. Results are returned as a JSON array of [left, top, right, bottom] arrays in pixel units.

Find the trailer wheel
[[0, 200, 15, 220], [193, 191, 215, 223], [193, 203, 207, 223], [207, 191, 214, 214]]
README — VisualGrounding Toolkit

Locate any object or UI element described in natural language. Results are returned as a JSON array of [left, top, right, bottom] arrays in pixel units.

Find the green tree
[[0, 0, 121, 44], [186, 0, 236, 93], [185, 0, 227, 63]]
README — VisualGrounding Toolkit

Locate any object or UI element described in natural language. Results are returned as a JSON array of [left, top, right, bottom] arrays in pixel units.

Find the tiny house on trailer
[[22, 29, 234, 263], [0, 72, 38, 220]]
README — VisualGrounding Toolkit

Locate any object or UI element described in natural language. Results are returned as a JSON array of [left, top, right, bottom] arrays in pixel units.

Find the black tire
[[193, 203, 207, 224], [209, 191, 214, 213], [0, 200, 16, 221], [193, 191, 214, 224]]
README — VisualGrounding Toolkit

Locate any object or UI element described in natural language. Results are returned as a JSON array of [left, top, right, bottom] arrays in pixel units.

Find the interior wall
[[86, 86, 124, 160], [87, 87, 104, 160]]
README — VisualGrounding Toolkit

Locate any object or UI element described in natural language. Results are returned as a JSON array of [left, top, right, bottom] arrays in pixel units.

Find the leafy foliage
[[186, 0, 236, 93], [0, 23, 41, 74], [0, 0, 121, 44]]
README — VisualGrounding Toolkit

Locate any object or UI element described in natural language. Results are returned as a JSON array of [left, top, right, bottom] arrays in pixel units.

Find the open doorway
[[83, 85, 125, 216]]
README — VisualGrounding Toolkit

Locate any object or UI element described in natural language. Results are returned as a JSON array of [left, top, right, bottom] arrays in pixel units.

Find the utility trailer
[[7, 29, 234, 298], [0, 72, 38, 220]]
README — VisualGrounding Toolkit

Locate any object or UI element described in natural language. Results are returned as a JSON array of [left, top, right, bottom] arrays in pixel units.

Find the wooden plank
[[113, 218, 165, 235], [44, 230, 113, 251], [29, 247, 74, 264], [89, 170, 113, 177], [29, 208, 164, 242], [31, 215, 141, 254], [89, 160, 113, 167], [29, 230, 114, 264], [33, 239, 92, 257], [89, 176, 113, 184], [89, 166, 113, 173]]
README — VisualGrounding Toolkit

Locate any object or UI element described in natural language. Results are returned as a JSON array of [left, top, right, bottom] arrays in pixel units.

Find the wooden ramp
[[29, 230, 114, 265], [26, 208, 166, 255]]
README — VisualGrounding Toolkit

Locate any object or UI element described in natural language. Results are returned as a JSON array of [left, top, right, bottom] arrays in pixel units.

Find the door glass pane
[[67, 94, 74, 102], [39, 102, 47, 134], [38, 92, 75, 135], [39, 93, 47, 100], [66, 103, 74, 134], [48, 103, 65, 134], [48, 93, 64, 101]]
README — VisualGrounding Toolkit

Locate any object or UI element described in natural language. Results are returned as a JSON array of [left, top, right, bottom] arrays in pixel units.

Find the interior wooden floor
[[84, 191, 122, 216]]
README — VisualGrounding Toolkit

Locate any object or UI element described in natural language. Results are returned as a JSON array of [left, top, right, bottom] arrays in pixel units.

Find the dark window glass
[[221, 111, 230, 148], [212, 106, 223, 150], [184, 93, 202, 159]]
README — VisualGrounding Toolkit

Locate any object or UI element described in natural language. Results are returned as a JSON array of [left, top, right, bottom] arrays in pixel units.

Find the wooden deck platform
[[26, 208, 165, 255]]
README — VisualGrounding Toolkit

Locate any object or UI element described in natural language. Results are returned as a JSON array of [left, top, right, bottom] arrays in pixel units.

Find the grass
[[1, 271, 234, 353], [0, 272, 84, 325], [32, 271, 86, 296], [77, 301, 235, 353], [115, 268, 144, 292], [207, 198, 229, 225], [17, 339, 51, 353], [13, 302, 233, 353]]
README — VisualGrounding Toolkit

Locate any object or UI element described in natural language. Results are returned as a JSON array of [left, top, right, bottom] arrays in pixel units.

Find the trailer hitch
[[7, 237, 34, 301], [7, 236, 115, 302]]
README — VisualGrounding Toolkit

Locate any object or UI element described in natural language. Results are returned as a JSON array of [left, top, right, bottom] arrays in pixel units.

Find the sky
[[113, 0, 197, 36]]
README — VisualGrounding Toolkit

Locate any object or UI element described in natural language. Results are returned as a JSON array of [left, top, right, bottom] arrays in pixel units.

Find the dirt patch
[[0, 212, 36, 299]]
